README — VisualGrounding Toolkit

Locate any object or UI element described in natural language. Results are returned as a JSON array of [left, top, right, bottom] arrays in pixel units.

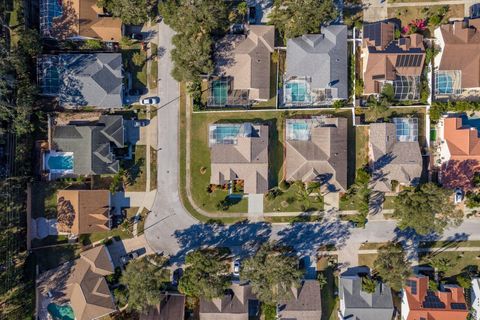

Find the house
[[442, 115, 480, 161], [140, 293, 186, 320], [47, 115, 125, 178], [37, 53, 123, 108], [277, 280, 322, 320], [209, 123, 269, 194], [339, 269, 394, 320], [199, 283, 260, 320], [471, 278, 480, 320], [285, 117, 348, 192], [39, 0, 122, 41], [434, 18, 480, 97], [37, 246, 116, 320], [362, 22, 425, 100], [284, 25, 348, 106], [369, 118, 423, 192], [57, 190, 111, 236], [401, 275, 469, 320], [212, 25, 275, 106]]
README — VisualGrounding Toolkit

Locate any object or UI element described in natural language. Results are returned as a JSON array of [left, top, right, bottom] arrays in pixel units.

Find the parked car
[[121, 250, 139, 266], [140, 96, 160, 105], [233, 259, 241, 277], [133, 119, 149, 127], [454, 188, 464, 204]]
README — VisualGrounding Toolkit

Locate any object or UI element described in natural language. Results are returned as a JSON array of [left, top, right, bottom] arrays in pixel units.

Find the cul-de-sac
[[4, 0, 480, 319]]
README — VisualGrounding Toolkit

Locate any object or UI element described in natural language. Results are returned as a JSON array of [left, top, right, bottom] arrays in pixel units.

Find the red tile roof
[[444, 117, 480, 161]]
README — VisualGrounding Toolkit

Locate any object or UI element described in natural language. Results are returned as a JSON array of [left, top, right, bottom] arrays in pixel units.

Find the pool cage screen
[[37, 55, 61, 96], [284, 77, 312, 106], [393, 117, 418, 142], [393, 76, 420, 101], [39, 0, 63, 37], [207, 78, 250, 107], [434, 70, 462, 96]]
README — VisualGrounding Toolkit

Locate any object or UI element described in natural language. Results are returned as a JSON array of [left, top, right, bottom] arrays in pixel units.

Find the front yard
[[123, 145, 147, 192], [264, 183, 324, 213], [121, 43, 147, 91], [419, 250, 480, 278]]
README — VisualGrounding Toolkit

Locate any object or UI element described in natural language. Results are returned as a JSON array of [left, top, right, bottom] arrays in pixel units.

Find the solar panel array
[[451, 303, 467, 310], [395, 55, 423, 67], [422, 291, 446, 309], [406, 279, 417, 294]]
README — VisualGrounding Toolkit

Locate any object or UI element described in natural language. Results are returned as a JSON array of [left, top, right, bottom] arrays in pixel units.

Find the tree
[[381, 83, 395, 102], [98, 0, 155, 25], [366, 95, 388, 119], [361, 276, 377, 294], [268, 0, 338, 41], [317, 273, 327, 289], [119, 257, 170, 312], [332, 99, 346, 109], [393, 183, 463, 235], [178, 249, 230, 299], [82, 39, 103, 50], [132, 52, 145, 67], [237, 2, 248, 20], [373, 242, 411, 291], [240, 243, 304, 305]]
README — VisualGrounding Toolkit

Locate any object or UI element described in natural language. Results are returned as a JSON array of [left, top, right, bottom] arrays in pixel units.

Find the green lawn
[[355, 126, 369, 170], [358, 253, 378, 268], [321, 266, 339, 320], [383, 196, 396, 210], [419, 251, 480, 277], [33, 244, 82, 273], [31, 235, 69, 248], [150, 147, 157, 190], [149, 59, 158, 89], [124, 145, 147, 192], [264, 183, 324, 212], [122, 45, 147, 91], [419, 240, 480, 249], [263, 214, 323, 224], [339, 194, 358, 211], [79, 227, 133, 246]]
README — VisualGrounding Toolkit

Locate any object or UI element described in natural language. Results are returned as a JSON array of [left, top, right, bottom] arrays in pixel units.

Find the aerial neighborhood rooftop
[[4, 0, 480, 319]]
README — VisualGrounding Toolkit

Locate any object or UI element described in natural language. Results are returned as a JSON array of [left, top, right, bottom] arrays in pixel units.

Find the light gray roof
[[339, 275, 394, 320], [285, 25, 348, 99], [53, 115, 125, 175], [58, 53, 123, 108], [369, 122, 422, 192]]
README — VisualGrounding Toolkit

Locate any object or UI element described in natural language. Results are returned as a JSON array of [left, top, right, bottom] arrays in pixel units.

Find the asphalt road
[[144, 22, 480, 267]]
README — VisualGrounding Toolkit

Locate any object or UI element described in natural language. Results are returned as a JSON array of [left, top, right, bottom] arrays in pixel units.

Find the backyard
[[33, 244, 82, 273], [355, 126, 369, 170]]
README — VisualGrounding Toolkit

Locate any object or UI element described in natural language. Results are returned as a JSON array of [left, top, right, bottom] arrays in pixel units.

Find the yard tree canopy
[[393, 183, 463, 235], [159, 0, 228, 82], [373, 242, 411, 291], [268, 0, 338, 41], [97, 0, 155, 25], [240, 243, 304, 305], [119, 257, 170, 312], [178, 248, 231, 299]]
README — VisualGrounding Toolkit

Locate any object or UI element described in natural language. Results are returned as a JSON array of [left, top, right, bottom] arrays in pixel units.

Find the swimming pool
[[286, 120, 310, 141], [47, 303, 75, 320], [436, 73, 453, 94], [286, 82, 309, 103], [210, 124, 242, 145], [48, 154, 73, 170]]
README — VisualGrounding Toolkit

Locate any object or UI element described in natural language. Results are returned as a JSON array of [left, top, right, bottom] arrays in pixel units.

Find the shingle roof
[[285, 117, 348, 192], [141, 293, 186, 320], [339, 275, 394, 320], [210, 123, 269, 194], [37, 246, 116, 320], [57, 53, 123, 108], [215, 25, 275, 100], [369, 121, 422, 192], [52, 115, 125, 175], [277, 280, 322, 320], [285, 25, 348, 99]]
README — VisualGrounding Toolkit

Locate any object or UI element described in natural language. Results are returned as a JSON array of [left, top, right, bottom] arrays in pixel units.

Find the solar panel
[[406, 279, 417, 294], [422, 291, 446, 309], [451, 303, 467, 310]]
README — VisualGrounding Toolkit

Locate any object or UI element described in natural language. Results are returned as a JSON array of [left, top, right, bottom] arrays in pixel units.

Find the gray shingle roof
[[277, 280, 322, 320], [285, 25, 348, 99], [339, 275, 394, 320], [52, 115, 125, 175], [58, 53, 123, 108]]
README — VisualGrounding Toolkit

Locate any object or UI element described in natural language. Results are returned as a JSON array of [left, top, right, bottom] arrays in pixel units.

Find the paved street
[[144, 22, 480, 269]]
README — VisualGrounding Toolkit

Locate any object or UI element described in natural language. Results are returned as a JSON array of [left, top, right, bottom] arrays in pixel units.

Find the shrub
[[456, 274, 472, 288], [82, 39, 103, 50], [279, 180, 290, 191], [332, 99, 346, 109], [132, 52, 145, 67]]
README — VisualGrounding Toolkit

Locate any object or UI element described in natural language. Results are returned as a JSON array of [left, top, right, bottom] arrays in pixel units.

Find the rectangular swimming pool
[[44, 151, 74, 174], [286, 82, 308, 102]]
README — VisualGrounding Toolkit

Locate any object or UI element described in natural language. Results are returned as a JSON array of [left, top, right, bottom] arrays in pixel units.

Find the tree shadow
[[440, 159, 480, 191]]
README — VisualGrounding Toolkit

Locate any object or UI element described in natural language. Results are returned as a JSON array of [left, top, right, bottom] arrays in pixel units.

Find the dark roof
[[140, 293, 186, 320], [200, 283, 258, 319], [53, 115, 125, 175], [277, 280, 322, 319]]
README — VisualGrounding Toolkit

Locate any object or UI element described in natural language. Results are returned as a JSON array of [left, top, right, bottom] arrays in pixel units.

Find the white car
[[140, 96, 160, 105], [454, 188, 464, 204], [233, 259, 241, 276]]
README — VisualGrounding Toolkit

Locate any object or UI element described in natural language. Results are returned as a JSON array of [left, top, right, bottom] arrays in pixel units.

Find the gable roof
[[57, 189, 110, 235], [210, 123, 269, 194], [339, 275, 394, 320], [52, 53, 123, 108], [369, 121, 422, 192], [37, 246, 116, 320], [362, 22, 425, 94], [286, 25, 348, 99], [140, 293, 186, 320], [285, 117, 348, 191], [200, 283, 258, 320], [215, 25, 275, 100], [52, 115, 125, 175], [403, 275, 469, 320], [443, 115, 480, 160], [277, 280, 322, 320], [437, 19, 480, 88], [42, 0, 122, 41]]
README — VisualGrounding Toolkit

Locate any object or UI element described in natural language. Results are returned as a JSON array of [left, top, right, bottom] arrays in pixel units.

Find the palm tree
[[237, 2, 248, 22]]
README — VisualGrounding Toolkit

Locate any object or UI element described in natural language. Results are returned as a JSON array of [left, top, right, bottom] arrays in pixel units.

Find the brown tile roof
[[285, 117, 348, 192], [50, 0, 122, 41], [37, 246, 116, 320], [438, 19, 480, 88], [362, 22, 425, 94], [57, 190, 110, 235], [369, 122, 422, 192], [215, 25, 275, 100], [277, 280, 322, 320], [444, 116, 480, 160], [140, 293, 186, 320], [403, 276, 468, 320], [210, 123, 269, 194], [200, 283, 257, 320]]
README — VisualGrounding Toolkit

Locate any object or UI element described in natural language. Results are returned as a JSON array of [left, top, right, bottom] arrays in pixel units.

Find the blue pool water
[[287, 82, 308, 102], [48, 155, 73, 170], [214, 125, 241, 143], [292, 123, 308, 131], [47, 303, 75, 320], [436, 73, 453, 94]]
